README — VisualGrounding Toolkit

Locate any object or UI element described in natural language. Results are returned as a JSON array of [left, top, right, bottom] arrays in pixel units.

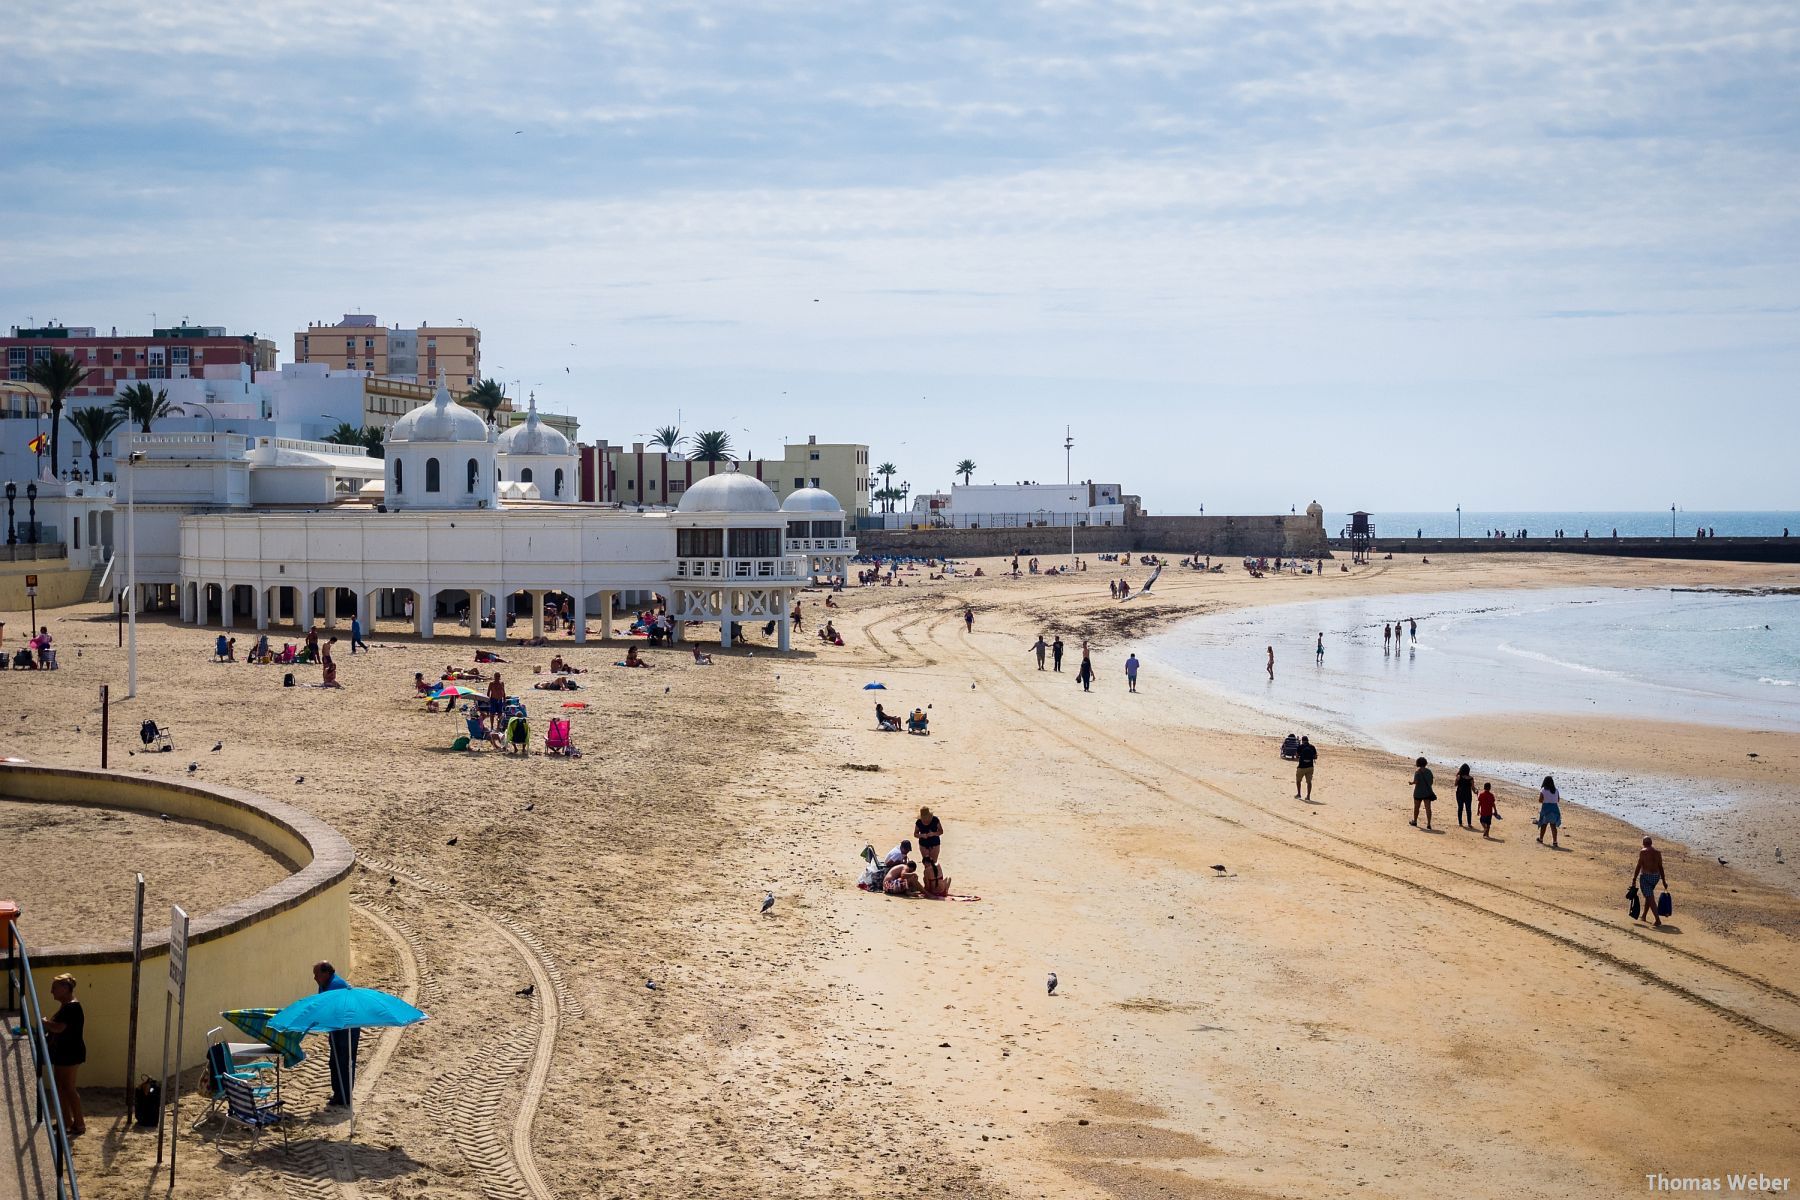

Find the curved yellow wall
[[1, 765, 353, 1084]]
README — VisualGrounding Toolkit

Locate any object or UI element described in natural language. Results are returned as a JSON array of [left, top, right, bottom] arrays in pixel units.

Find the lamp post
[[26, 482, 37, 545], [5, 481, 14, 545], [1671, 504, 1676, 537], [1069, 494, 1079, 564], [1457, 504, 1461, 539], [126, 450, 143, 698]]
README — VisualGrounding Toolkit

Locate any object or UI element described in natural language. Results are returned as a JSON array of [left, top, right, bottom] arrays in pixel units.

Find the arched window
[[394, 458, 404, 494], [425, 457, 441, 493], [467, 458, 479, 493], [520, 467, 534, 483], [554, 468, 564, 497]]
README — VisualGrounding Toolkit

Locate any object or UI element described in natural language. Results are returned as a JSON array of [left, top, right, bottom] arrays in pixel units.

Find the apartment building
[[2, 323, 276, 399], [579, 436, 870, 518], [294, 314, 481, 389]]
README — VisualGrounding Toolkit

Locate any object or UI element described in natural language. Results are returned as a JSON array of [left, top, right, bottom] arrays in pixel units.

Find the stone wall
[[1327, 537, 1800, 564], [859, 512, 1328, 560]]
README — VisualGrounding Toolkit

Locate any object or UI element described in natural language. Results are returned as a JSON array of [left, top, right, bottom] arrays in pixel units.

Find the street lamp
[[1069, 494, 1079, 564], [1457, 504, 1461, 539], [5, 481, 14, 546], [26, 482, 37, 545], [125, 449, 145, 698], [1671, 504, 1676, 537]]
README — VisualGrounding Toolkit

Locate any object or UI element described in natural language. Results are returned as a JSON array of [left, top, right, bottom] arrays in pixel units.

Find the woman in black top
[[42, 972, 86, 1136], [1411, 757, 1436, 830], [1454, 764, 1476, 829], [915, 806, 944, 865]]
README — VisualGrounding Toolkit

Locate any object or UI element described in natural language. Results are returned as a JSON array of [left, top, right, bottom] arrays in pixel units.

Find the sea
[[1145, 586, 1800, 854], [1324, 511, 1800, 539]]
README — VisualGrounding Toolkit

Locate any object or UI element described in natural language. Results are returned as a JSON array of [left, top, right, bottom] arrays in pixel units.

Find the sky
[[3, 1, 1797, 513]]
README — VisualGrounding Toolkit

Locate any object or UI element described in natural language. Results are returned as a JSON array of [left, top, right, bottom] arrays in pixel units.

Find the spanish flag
[[27, 434, 47, 454]]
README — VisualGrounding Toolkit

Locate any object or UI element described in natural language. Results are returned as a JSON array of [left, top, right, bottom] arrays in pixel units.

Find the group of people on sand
[[875, 702, 930, 733], [869, 807, 954, 897], [229, 629, 344, 685]]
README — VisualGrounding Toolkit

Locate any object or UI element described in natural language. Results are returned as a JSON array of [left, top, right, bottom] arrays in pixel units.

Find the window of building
[[113, 349, 123, 363], [6, 368, 22, 381], [8, 348, 26, 366], [426, 457, 441, 492], [554, 468, 564, 497], [811, 520, 842, 538], [171, 347, 190, 365], [811, 477, 820, 488], [346, 337, 356, 352], [467, 458, 479, 493], [787, 520, 808, 539], [364, 338, 375, 352], [677, 528, 722, 557], [809, 451, 819, 460], [519, 467, 533, 483], [86, 348, 97, 360], [727, 528, 782, 558], [365, 361, 375, 371], [793, 477, 805, 489], [667, 479, 682, 494], [394, 460, 403, 493]]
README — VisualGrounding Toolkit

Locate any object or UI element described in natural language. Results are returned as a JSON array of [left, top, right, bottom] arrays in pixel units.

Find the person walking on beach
[[1536, 776, 1563, 848], [1454, 764, 1475, 828], [1294, 736, 1317, 800], [1633, 836, 1668, 927], [1316, 632, 1324, 663], [1411, 757, 1436, 830], [1383, 623, 1391, 654], [1125, 653, 1140, 692], [964, 606, 974, 633], [351, 614, 367, 654], [1076, 652, 1094, 692], [1031, 635, 1048, 670], [1266, 645, 1274, 680], [1409, 618, 1417, 642], [1052, 636, 1065, 672], [1477, 782, 1498, 837]]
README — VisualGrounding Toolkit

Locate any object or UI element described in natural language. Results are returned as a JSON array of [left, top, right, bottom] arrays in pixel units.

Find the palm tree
[[465, 378, 507, 426], [650, 424, 683, 455], [687, 429, 734, 462], [955, 458, 977, 485], [112, 381, 184, 434], [876, 460, 896, 508], [323, 421, 364, 446], [360, 425, 387, 460], [65, 406, 126, 482], [25, 350, 90, 476]]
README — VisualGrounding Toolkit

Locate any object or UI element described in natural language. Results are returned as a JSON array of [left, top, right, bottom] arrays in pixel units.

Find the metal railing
[[674, 556, 809, 580], [3, 922, 81, 1199], [784, 536, 856, 552]]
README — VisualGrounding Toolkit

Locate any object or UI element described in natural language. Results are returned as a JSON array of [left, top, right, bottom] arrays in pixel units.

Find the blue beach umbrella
[[268, 987, 426, 1034], [863, 682, 886, 690]]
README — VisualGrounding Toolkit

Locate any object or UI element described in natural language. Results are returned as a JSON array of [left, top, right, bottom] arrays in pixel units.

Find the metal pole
[[125, 874, 144, 1101], [127, 455, 138, 698], [100, 684, 109, 768], [154, 992, 172, 1165]]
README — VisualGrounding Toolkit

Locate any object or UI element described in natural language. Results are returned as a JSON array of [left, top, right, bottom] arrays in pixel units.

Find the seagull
[[447, 836, 460, 846], [1046, 973, 1058, 996], [515, 984, 535, 997], [761, 891, 775, 915], [1718, 856, 1728, 866], [524, 802, 535, 812], [1210, 864, 1227, 873], [211, 741, 223, 752], [645, 979, 659, 991]]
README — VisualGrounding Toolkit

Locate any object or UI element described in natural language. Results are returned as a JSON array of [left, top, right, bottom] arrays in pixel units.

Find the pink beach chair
[[544, 718, 572, 756]]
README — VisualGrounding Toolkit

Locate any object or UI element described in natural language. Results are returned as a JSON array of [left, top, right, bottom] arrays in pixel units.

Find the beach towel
[[1627, 886, 1641, 920]]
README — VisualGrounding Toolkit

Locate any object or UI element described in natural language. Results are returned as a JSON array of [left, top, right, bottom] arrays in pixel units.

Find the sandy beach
[[6, 550, 1800, 1199]]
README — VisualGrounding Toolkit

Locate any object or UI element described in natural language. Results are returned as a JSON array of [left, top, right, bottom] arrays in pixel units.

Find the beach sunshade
[[862, 682, 886, 690], [431, 684, 484, 699], [268, 987, 427, 1035], [221, 1008, 307, 1068]]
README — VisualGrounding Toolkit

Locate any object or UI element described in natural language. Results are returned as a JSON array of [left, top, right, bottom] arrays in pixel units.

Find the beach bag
[[1627, 886, 1641, 920], [283, 672, 296, 687], [135, 1076, 161, 1127], [1657, 890, 1673, 918], [451, 735, 470, 751]]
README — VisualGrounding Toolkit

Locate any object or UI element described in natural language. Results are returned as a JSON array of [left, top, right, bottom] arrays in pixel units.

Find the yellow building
[[587, 435, 869, 518], [295, 314, 482, 390]]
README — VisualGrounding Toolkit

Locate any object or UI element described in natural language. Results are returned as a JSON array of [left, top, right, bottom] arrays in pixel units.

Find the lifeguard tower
[[1342, 511, 1375, 563]]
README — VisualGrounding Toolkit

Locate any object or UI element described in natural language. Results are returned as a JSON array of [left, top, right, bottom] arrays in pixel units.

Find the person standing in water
[[1383, 623, 1392, 653], [1266, 645, 1274, 680], [1316, 632, 1324, 663], [1409, 617, 1418, 642]]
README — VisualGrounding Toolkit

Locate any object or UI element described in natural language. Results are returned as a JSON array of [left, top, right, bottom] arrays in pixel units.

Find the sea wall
[[0, 558, 88, 610], [859, 514, 1327, 560], [0, 765, 354, 1083], [1327, 537, 1800, 564]]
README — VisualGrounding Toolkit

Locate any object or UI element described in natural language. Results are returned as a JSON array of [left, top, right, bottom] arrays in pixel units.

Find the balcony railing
[[675, 556, 808, 580], [785, 536, 856, 552]]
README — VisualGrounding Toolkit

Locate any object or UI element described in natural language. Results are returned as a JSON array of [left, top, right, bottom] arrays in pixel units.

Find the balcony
[[785, 536, 856, 552], [675, 556, 808, 581]]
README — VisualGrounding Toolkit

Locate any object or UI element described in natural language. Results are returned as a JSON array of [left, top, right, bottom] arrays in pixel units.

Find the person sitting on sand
[[883, 839, 913, 868], [505, 714, 531, 756], [251, 634, 271, 663], [466, 711, 502, 751], [875, 703, 900, 731], [320, 660, 342, 688], [533, 675, 582, 690], [907, 708, 929, 733], [623, 646, 651, 668], [691, 646, 713, 665], [883, 861, 922, 896], [920, 858, 952, 898], [548, 656, 588, 674], [214, 634, 233, 662]]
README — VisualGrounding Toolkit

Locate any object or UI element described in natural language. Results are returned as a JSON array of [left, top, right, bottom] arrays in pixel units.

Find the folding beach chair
[[139, 718, 174, 752], [192, 1029, 276, 1130], [215, 1074, 288, 1153], [544, 718, 571, 755]]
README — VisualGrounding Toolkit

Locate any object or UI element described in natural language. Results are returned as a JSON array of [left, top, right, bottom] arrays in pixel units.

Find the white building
[[89, 379, 852, 652], [895, 482, 1127, 529]]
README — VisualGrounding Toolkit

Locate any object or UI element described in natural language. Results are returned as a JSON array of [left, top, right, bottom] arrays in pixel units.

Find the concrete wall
[[1327, 536, 1800, 564], [0, 558, 88, 610], [1, 765, 354, 1083], [859, 512, 1329, 560]]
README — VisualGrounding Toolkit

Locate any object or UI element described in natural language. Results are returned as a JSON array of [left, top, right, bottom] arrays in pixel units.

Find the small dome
[[676, 471, 780, 513], [388, 379, 489, 444], [496, 393, 571, 457], [781, 487, 843, 514]]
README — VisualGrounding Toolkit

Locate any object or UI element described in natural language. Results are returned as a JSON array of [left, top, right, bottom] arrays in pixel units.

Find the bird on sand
[[187, 762, 198, 773], [1047, 973, 1058, 996], [447, 836, 460, 846], [295, 775, 305, 784], [761, 891, 775, 915], [1718, 856, 1729, 865], [515, 984, 535, 997], [524, 802, 535, 812], [645, 979, 659, 991], [1210, 864, 1227, 874], [211, 741, 223, 752]]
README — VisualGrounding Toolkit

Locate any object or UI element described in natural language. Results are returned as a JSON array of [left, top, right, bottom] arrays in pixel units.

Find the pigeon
[[761, 891, 775, 915], [294, 776, 305, 784], [187, 762, 198, 773], [211, 741, 223, 752], [1776, 848, 1785, 863], [388, 876, 397, 886], [645, 979, 659, 991], [1047, 973, 1058, 996], [515, 984, 535, 997], [447, 836, 460, 846], [664, 686, 670, 693], [1210, 864, 1227, 874], [1718, 856, 1728, 865], [524, 802, 535, 812]]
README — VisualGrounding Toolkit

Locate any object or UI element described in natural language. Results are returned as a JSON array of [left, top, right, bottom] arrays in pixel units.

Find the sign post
[[25, 574, 37, 634], [153, 905, 189, 1182], [124, 875, 145, 1102], [100, 684, 110, 768]]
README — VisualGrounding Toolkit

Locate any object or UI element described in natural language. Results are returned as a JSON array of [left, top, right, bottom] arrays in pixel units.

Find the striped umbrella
[[220, 1008, 308, 1068]]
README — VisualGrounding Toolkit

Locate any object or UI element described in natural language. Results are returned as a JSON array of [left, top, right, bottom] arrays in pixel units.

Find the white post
[[572, 591, 588, 644], [126, 456, 138, 698]]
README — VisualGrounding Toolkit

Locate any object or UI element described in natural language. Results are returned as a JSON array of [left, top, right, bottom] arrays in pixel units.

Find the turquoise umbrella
[[268, 987, 426, 1034]]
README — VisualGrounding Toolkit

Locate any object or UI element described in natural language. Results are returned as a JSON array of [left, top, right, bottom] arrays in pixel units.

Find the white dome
[[781, 487, 843, 514], [676, 471, 780, 513], [388, 380, 489, 444], [496, 394, 571, 457]]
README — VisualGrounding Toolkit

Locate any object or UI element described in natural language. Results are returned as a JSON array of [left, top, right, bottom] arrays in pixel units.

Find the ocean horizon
[[1323, 510, 1800, 539]]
